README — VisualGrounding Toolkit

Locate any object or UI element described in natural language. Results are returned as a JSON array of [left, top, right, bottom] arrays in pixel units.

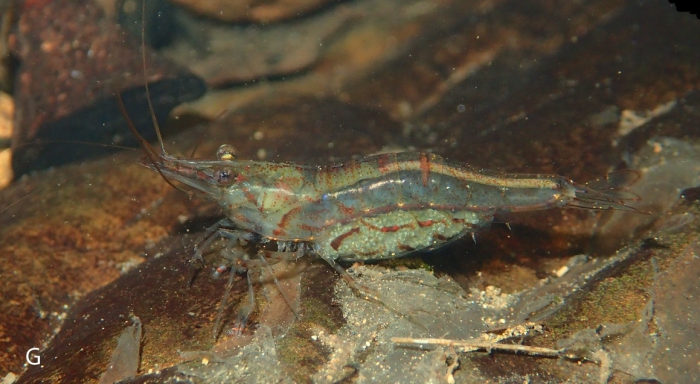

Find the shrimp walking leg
[[257, 251, 301, 319], [193, 219, 259, 263], [192, 219, 229, 264], [210, 230, 301, 338], [213, 263, 241, 340], [230, 272, 255, 338], [317, 253, 426, 329], [211, 237, 249, 339]]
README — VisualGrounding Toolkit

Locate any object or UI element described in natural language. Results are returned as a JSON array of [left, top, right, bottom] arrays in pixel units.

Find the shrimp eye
[[214, 168, 235, 186]]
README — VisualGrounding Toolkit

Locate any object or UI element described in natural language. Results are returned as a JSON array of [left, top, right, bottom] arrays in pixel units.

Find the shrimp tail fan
[[567, 170, 646, 213]]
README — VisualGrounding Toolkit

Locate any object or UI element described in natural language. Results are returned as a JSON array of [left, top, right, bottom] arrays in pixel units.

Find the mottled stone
[[160, 4, 357, 88]]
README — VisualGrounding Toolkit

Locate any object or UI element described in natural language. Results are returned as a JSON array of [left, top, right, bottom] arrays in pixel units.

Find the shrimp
[[145, 149, 638, 263], [120, 99, 640, 336]]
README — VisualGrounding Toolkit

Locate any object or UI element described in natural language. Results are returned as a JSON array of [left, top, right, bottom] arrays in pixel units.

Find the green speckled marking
[[316, 209, 484, 260]]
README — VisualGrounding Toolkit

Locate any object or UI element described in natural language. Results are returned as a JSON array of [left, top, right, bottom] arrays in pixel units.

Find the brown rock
[[168, 0, 336, 23], [160, 3, 357, 88], [10, 0, 205, 177]]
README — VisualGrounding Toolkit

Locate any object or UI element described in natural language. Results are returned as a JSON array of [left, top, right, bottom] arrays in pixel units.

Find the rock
[[168, 0, 337, 23]]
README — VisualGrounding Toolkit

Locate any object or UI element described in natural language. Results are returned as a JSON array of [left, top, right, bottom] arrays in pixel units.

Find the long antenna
[[141, 0, 167, 155], [116, 93, 187, 194], [114, 0, 189, 195]]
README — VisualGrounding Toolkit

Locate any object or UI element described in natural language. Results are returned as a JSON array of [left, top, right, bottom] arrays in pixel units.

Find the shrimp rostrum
[[132, 126, 639, 335]]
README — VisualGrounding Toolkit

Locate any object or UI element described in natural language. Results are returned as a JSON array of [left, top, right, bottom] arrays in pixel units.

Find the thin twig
[[391, 337, 564, 358]]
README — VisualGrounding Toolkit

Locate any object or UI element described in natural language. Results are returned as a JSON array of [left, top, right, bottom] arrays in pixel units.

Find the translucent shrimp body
[[147, 150, 636, 262]]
